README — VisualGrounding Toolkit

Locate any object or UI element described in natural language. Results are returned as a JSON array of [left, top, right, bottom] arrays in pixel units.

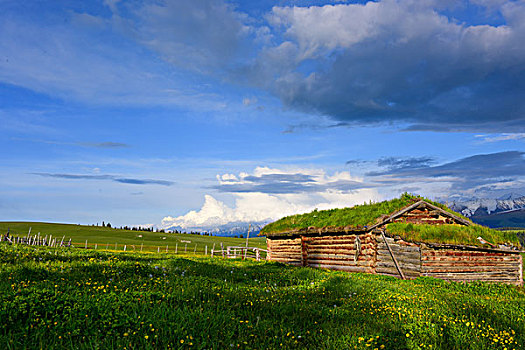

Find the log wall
[[267, 234, 523, 285], [267, 237, 302, 266], [303, 233, 376, 273], [421, 246, 523, 286]]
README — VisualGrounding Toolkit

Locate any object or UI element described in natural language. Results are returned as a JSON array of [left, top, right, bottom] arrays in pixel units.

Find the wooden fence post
[[221, 242, 224, 258], [175, 243, 178, 254], [140, 243, 143, 252], [166, 245, 168, 253], [194, 244, 197, 255], [185, 244, 187, 253], [85, 240, 88, 249]]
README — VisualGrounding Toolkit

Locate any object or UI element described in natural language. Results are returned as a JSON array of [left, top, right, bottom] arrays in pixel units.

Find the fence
[[1, 232, 268, 261]]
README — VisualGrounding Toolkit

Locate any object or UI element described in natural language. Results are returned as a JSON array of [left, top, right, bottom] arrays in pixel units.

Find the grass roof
[[261, 193, 461, 236], [261, 193, 522, 248], [385, 222, 520, 247]]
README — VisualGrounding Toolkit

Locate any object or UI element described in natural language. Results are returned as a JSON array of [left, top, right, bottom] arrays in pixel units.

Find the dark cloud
[[212, 173, 368, 194], [31, 173, 174, 186], [253, 1, 525, 133], [367, 151, 525, 192]]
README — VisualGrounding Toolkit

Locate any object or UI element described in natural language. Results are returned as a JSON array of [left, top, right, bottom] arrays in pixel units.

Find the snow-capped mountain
[[165, 221, 268, 237], [446, 194, 525, 217]]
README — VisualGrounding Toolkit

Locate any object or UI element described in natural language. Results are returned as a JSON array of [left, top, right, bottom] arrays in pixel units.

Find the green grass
[[261, 193, 469, 236], [1, 244, 524, 349], [386, 223, 522, 247], [0, 222, 266, 254]]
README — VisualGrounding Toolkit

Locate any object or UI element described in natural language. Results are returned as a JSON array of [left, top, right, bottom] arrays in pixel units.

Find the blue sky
[[1, 0, 525, 230]]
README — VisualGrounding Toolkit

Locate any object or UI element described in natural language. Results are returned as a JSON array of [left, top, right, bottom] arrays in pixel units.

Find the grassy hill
[[1, 243, 524, 349], [0, 221, 266, 254]]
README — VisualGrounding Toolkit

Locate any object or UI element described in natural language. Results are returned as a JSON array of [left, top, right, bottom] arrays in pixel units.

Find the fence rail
[[1, 232, 268, 261]]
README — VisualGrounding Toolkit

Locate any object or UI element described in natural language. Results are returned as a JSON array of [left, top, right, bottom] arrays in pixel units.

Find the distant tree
[[107, 222, 111, 228]]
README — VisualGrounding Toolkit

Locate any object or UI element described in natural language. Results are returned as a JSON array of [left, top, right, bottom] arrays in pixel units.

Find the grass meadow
[[0, 222, 266, 254], [1, 243, 524, 349]]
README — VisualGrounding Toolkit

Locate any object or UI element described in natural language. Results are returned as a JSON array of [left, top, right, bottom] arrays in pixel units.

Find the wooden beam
[[381, 230, 406, 280]]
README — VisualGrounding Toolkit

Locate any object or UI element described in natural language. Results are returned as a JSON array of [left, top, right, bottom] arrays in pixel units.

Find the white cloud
[[161, 167, 380, 230]]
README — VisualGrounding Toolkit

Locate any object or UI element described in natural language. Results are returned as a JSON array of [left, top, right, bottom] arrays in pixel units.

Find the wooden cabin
[[263, 196, 523, 285]]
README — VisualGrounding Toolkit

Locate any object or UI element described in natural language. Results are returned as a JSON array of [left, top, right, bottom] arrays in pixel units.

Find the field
[[1, 243, 524, 349], [0, 222, 266, 254]]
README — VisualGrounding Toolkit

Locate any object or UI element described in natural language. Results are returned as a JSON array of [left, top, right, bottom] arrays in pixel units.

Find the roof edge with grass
[[261, 193, 467, 236]]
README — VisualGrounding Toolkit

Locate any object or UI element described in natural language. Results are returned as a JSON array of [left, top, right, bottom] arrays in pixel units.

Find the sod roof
[[260, 193, 461, 235], [261, 193, 521, 248]]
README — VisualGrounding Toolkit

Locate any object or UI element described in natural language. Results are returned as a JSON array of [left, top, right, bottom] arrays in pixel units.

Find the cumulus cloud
[[161, 167, 381, 229], [249, 0, 525, 132]]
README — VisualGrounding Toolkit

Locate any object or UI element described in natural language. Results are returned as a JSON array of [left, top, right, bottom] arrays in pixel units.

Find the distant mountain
[[444, 194, 525, 228], [165, 221, 268, 237]]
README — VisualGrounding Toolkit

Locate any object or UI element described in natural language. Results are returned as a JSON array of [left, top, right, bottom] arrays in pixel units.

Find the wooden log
[[376, 261, 421, 271], [376, 268, 420, 277], [421, 261, 521, 267], [313, 264, 374, 273], [308, 259, 375, 267], [422, 266, 520, 274]]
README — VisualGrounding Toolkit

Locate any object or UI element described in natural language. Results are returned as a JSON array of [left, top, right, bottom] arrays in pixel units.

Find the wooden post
[[124, 245, 127, 251], [194, 244, 197, 254], [115, 242, 117, 250], [166, 245, 168, 253], [175, 243, 178, 254], [185, 244, 187, 253], [256, 248, 260, 261], [157, 246, 160, 253], [221, 242, 224, 258], [60, 236, 65, 247], [381, 230, 405, 280], [85, 240, 88, 249], [95, 244, 97, 250], [140, 243, 143, 252], [205, 245, 207, 256], [106, 243, 109, 250], [244, 224, 251, 259]]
